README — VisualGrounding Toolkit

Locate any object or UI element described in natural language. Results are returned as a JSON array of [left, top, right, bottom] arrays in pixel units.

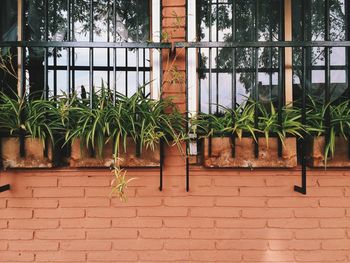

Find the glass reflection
[[197, 0, 282, 113], [19, 0, 151, 97], [292, 0, 348, 102], [0, 0, 18, 95]]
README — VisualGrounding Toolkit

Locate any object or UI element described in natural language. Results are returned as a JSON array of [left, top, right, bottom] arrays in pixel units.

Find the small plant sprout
[[110, 155, 136, 202]]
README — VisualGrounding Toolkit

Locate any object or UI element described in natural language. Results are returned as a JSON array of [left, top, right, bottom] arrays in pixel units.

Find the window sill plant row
[[0, 86, 186, 169], [0, 89, 349, 169]]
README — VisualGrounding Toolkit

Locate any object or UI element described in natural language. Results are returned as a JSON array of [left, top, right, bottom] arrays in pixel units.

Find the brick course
[[0, 169, 350, 262]]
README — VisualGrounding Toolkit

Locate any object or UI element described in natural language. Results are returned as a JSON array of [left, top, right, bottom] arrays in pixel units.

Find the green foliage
[[305, 97, 350, 161], [58, 84, 187, 158], [258, 103, 303, 146], [0, 92, 62, 148], [0, 91, 25, 136], [193, 101, 304, 147], [192, 101, 257, 140]]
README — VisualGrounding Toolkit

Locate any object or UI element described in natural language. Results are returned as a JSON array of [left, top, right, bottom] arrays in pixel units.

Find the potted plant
[[306, 98, 350, 167], [193, 101, 302, 168], [62, 85, 186, 168], [0, 92, 60, 168]]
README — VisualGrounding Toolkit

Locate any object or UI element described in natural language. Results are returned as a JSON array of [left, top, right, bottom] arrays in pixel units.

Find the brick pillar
[[162, 0, 188, 179]]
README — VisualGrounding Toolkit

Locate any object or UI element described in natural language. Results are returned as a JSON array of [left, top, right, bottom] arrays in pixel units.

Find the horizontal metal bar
[[2, 41, 350, 49], [175, 41, 350, 48], [198, 65, 348, 73], [0, 41, 172, 49], [47, 66, 151, 71]]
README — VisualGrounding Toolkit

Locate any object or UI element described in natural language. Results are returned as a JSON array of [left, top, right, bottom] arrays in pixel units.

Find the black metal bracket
[[0, 184, 10, 193], [295, 139, 307, 195], [294, 167, 307, 195], [186, 142, 190, 192], [159, 139, 163, 191]]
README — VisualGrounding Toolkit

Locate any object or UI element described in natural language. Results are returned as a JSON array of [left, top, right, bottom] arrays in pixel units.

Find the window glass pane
[[0, 0, 17, 41], [292, 0, 348, 102], [197, 0, 283, 112], [21, 0, 151, 97], [0, 0, 18, 94]]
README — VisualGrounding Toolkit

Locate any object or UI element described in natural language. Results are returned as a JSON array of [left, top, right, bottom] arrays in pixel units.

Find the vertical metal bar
[[295, 0, 308, 195], [88, 0, 94, 157], [277, 0, 284, 158], [67, 0, 71, 95], [231, 0, 236, 158], [53, 1, 57, 98], [72, 0, 75, 94], [107, 0, 111, 88], [44, 0, 49, 100], [159, 138, 163, 191], [19, 0, 26, 158], [324, 0, 331, 159], [19, 0, 25, 98], [43, 0, 50, 158], [284, 0, 293, 105], [89, 0, 94, 108], [186, 45, 190, 192], [185, 0, 190, 192], [143, 48, 146, 88], [216, 0, 219, 114], [254, 0, 259, 159], [208, 1, 213, 157], [198, 48, 202, 112], [113, 0, 117, 105], [135, 2, 140, 157], [125, 48, 128, 96], [136, 1, 140, 90]]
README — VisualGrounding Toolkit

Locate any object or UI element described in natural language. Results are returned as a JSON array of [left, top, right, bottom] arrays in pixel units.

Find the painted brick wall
[[1, 169, 350, 262], [1, 1, 350, 262]]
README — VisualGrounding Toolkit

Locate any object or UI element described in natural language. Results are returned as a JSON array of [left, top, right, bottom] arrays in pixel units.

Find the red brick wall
[[1, 169, 350, 262], [1, 1, 350, 262]]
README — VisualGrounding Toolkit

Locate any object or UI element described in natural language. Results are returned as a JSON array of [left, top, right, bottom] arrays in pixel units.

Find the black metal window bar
[[178, 0, 350, 193], [0, 0, 172, 192]]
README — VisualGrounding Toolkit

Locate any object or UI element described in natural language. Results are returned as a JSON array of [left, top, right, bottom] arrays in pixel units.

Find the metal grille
[[181, 0, 350, 194], [0, 0, 169, 102]]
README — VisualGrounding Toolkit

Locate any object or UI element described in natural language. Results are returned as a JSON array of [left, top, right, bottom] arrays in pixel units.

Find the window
[[188, 0, 350, 115], [0, 0, 162, 100], [292, 0, 349, 103]]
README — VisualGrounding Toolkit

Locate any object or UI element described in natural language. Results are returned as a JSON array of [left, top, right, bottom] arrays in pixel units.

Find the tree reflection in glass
[[197, 0, 348, 114], [1, 0, 151, 97]]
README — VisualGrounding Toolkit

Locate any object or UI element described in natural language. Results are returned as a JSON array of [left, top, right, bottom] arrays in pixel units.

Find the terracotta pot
[[203, 137, 297, 168], [69, 137, 160, 168], [1, 137, 53, 168], [308, 136, 350, 167]]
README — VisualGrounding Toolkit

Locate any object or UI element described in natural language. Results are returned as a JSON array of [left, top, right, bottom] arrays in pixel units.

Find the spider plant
[[0, 91, 25, 136], [192, 101, 257, 140], [0, 91, 62, 149], [109, 88, 187, 157], [63, 86, 114, 157], [62, 83, 187, 159], [257, 103, 304, 147], [305, 97, 350, 163]]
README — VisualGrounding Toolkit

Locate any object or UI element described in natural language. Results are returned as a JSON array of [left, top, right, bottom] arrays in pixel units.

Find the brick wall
[[1, 1, 350, 262], [1, 169, 350, 262]]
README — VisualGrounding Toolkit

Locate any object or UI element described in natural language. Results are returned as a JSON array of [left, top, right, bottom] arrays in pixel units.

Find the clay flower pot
[[203, 137, 297, 168], [69, 137, 160, 168], [307, 136, 350, 167], [1, 137, 53, 168]]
